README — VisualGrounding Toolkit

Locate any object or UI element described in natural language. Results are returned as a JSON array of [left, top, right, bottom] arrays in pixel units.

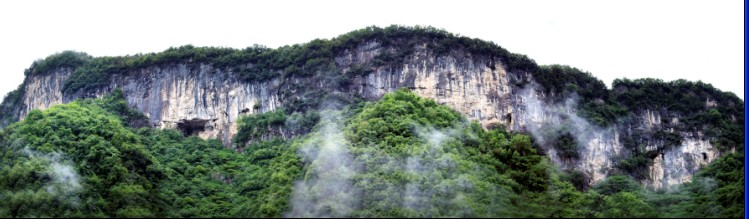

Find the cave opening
[[176, 119, 209, 136], [701, 152, 707, 161]]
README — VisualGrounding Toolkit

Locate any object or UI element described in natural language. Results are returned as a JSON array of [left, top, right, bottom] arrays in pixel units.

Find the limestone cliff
[[18, 64, 282, 145], [3, 28, 741, 190], [19, 68, 72, 120]]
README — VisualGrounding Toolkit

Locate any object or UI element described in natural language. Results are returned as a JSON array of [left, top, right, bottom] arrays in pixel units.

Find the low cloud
[[22, 147, 82, 205], [516, 83, 620, 182], [287, 111, 360, 217]]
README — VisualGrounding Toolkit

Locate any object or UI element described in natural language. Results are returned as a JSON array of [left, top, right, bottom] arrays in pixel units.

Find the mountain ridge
[[0, 25, 743, 190]]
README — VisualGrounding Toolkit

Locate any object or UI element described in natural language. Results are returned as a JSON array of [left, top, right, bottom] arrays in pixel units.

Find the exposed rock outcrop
[[7, 39, 734, 190]]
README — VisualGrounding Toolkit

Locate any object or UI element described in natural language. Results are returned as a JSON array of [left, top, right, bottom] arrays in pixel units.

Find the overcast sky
[[0, 0, 743, 100]]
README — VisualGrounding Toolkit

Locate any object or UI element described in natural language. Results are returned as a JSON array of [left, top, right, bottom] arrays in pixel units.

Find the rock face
[[509, 85, 624, 186], [342, 43, 516, 128], [9, 40, 727, 189], [102, 64, 283, 144], [645, 138, 717, 189], [19, 68, 72, 120], [19, 64, 282, 144], [633, 110, 721, 190]]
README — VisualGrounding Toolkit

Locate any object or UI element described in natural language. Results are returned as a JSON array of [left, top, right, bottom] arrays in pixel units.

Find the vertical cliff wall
[[19, 68, 72, 120], [633, 110, 721, 190], [342, 42, 516, 129], [8, 40, 734, 190], [18, 64, 282, 145]]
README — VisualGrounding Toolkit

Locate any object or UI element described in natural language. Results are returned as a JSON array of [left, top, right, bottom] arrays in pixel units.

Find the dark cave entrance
[[176, 119, 209, 136]]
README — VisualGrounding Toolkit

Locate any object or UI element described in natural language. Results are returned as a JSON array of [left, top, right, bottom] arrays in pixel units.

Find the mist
[[517, 84, 620, 183], [21, 147, 82, 204], [402, 125, 480, 216], [286, 108, 509, 217], [286, 111, 360, 217]]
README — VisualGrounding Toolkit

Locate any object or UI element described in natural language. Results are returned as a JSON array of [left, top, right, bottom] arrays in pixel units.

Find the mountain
[[0, 25, 743, 217]]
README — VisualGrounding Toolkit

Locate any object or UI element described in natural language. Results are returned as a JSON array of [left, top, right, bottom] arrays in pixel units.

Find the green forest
[[0, 25, 744, 218], [0, 89, 743, 217]]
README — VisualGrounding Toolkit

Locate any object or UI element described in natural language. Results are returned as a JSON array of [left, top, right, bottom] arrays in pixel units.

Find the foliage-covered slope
[[0, 91, 301, 217], [0, 25, 743, 217], [0, 93, 165, 217], [1, 89, 741, 217]]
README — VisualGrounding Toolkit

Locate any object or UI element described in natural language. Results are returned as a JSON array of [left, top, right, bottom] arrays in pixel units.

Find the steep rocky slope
[[1, 26, 742, 190]]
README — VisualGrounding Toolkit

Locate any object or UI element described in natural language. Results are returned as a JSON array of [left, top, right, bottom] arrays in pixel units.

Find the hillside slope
[[0, 25, 743, 190], [0, 89, 742, 217]]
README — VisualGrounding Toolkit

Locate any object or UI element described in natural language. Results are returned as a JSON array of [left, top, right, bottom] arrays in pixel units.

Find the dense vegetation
[[0, 83, 24, 128], [609, 78, 744, 180], [521, 65, 744, 183], [0, 25, 743, 217], [0, 91, 301, 217], [8, 25, 739, 129], [15, 25, 536, 99], [613, 78, 744, 152], [0, 95, 165, 217], [0, 89, 742, 217], [24, 51, 92, 76], [530, 65, 628, 127]]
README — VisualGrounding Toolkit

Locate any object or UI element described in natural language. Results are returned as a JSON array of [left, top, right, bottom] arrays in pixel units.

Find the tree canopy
[[0, 89, 740, 217]]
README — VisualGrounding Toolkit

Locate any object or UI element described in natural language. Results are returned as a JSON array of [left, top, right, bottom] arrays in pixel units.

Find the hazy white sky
[[0, 0, 743, 100]]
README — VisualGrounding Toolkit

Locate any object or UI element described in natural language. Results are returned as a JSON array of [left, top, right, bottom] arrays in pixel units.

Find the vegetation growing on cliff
[[19, 25, 537, 98], [0, 96, 165, 217], [8, 25, 741, 136], [0, 91, 301, 217], [24, 51, 92, 76], [0, 83, 24, 128], [0, 89, 742, 217], [612, 78, 744, 153], [0, 25, 743, 217]]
